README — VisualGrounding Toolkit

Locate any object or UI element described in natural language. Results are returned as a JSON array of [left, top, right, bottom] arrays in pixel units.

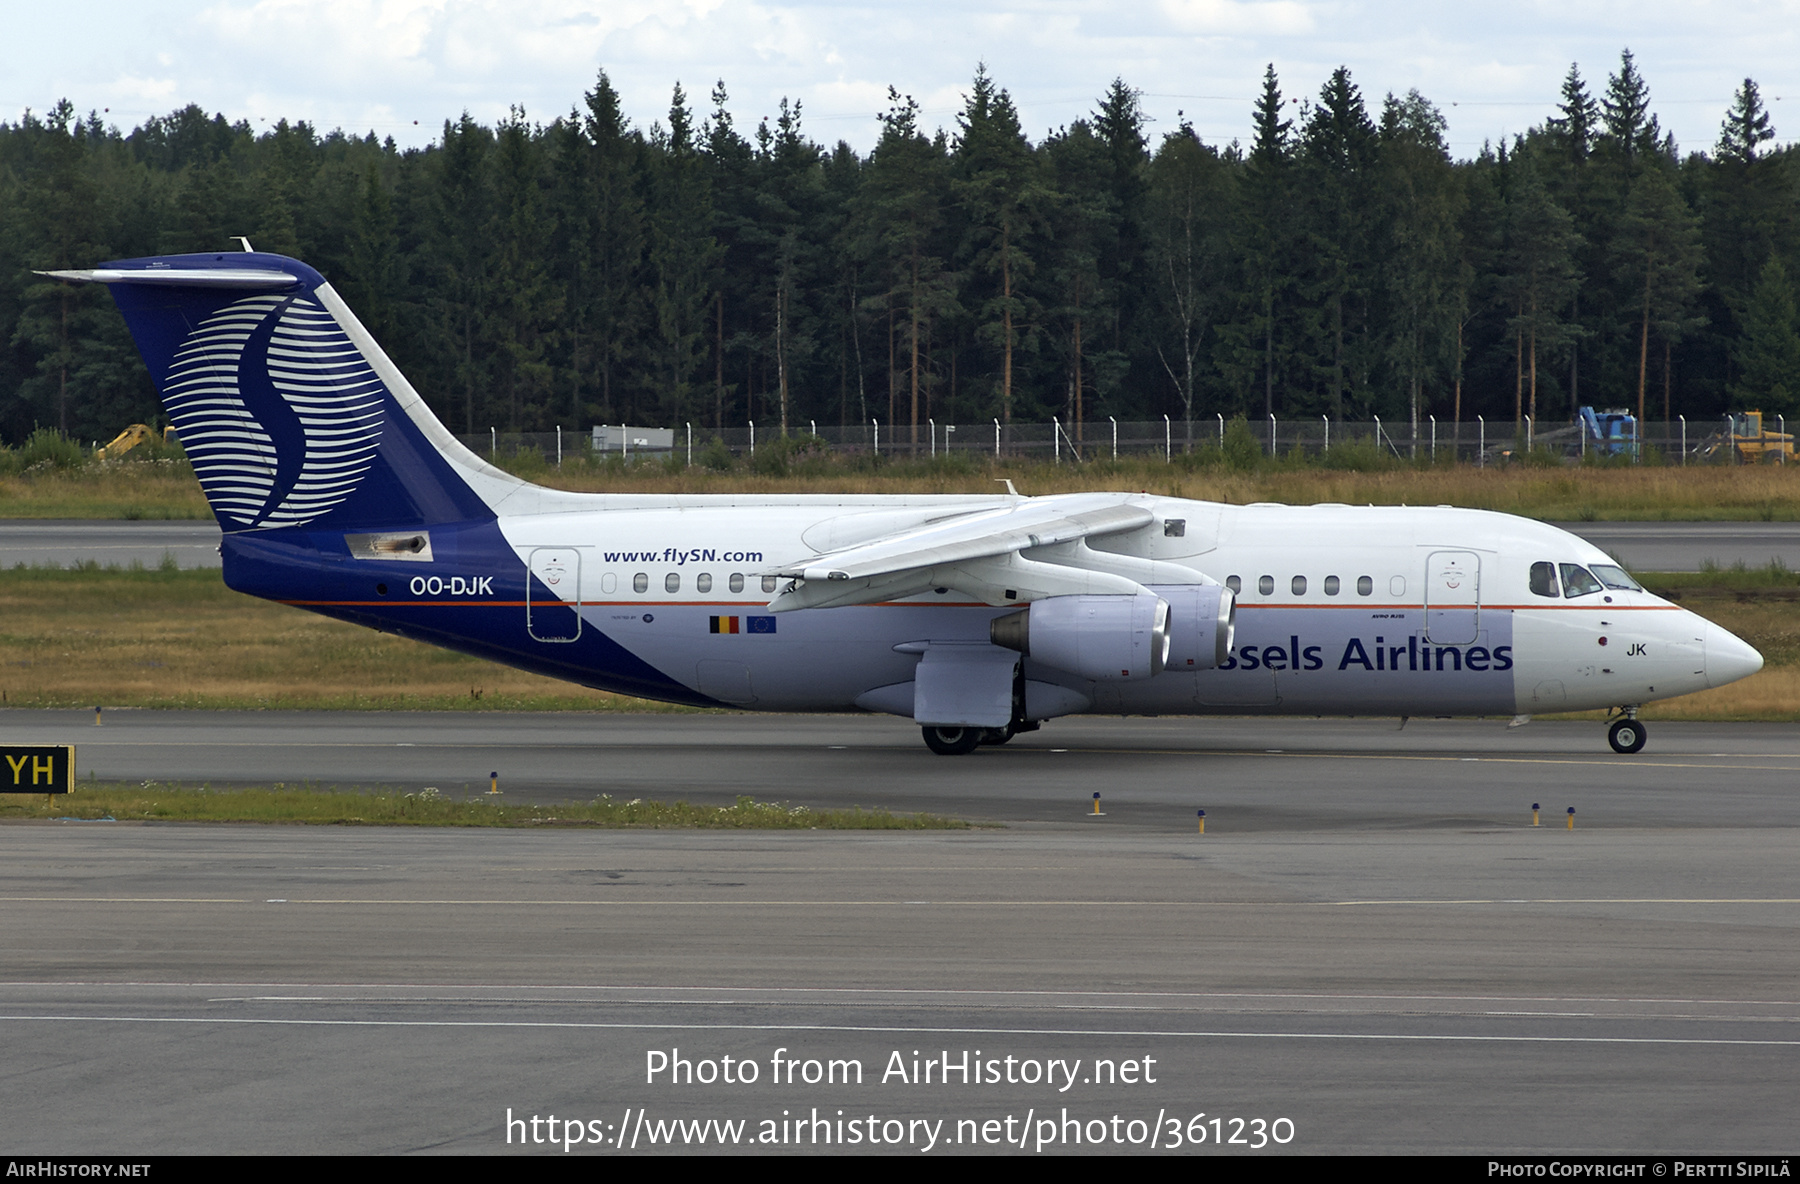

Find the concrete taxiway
[[0, 518, 221, 569], [3, 712, 1798, 1154], [1553, 519, 1800, 572]]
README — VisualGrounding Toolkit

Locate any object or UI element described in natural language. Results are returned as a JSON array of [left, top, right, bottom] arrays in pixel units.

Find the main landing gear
[[921, 725, 983, 756], [921, 720, 1039, 755], [1607, 709, 1647, 754]]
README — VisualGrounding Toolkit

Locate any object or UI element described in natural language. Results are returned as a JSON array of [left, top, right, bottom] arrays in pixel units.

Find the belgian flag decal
[[710, 615, 776, 634]]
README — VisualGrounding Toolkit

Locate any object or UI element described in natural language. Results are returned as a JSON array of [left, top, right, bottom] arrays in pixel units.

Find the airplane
[[45, 251, 1764, 756]]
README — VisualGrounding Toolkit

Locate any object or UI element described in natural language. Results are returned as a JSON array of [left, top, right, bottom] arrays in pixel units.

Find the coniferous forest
[[1, 55, 1796, 450]]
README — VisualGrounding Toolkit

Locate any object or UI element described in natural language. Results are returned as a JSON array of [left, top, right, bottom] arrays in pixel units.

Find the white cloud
[[111, 75, 181, 104], [2, 1, 1797, 154], [1159, 0, 1318, 36]]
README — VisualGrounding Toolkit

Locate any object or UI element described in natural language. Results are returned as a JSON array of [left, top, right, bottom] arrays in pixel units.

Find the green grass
[[0, 566, 685, 710], [2, 785, 969, 828]]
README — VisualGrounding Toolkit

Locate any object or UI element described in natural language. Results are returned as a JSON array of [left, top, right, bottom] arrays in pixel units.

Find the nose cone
[[1705, 621, 1764, 689]]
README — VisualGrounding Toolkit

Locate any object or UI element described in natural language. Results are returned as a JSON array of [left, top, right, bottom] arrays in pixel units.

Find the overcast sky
[[6, 1, 1797, 159]]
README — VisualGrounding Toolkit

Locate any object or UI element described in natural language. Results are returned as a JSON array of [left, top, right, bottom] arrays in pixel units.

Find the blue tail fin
[[57, 252, 525, 532]]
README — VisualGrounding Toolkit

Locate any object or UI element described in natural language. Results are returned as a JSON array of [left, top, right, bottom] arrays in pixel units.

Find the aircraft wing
[[766, 494, 1158, 611]]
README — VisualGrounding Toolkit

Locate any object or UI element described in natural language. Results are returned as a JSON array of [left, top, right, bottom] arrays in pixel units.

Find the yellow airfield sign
[[3, 745, 75, 794]]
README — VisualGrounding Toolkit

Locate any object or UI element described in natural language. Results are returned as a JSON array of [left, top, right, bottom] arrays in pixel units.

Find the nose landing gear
[[1607, 709, 1647, 754]]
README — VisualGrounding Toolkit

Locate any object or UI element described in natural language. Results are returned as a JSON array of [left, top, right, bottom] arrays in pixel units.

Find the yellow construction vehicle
[[95, 424, 178, 460], [1726, 410, 1795, 462], [1698, 410, 1796, 462]]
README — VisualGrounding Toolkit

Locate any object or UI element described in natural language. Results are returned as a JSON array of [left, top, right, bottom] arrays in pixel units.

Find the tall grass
[[0, 567, 678, 710]]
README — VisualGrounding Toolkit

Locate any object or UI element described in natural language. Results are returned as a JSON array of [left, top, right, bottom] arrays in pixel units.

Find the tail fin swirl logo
[[164, 293, 385, 529]]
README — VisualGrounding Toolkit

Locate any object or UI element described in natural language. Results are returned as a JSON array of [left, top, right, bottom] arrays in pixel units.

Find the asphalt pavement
[[2, 712, 1797, 1154]]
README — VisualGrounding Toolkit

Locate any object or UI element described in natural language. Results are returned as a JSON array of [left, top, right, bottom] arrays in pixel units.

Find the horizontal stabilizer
[[37, 268, 299, 290]]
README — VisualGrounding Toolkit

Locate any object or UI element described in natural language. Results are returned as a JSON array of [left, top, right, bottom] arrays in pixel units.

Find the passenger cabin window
[[1258, 575, 1275, 596], [1590, 564, 1642, 591], [1530, 562, 1560, 597], [1357, 576, 1373, 596], [1324, 575, 1340, 596], [697, 572, 713, 593], [729, 573, 745, 593], [665, 572, 681, 593], [1390, 576, 1406, 596], [1291, 575, 1307, 595], [762, 575, 779, 593], [1560, 564, 1604, 598], [632, 573, 649, 593], [1226, 575, 1241, 594]]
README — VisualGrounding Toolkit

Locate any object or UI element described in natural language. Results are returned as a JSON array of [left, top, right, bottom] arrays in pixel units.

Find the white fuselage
[[492, 495, 1760, 718]]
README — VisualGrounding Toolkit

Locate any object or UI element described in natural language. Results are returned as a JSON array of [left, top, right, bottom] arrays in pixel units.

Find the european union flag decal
[[746, 616, 777, 634]]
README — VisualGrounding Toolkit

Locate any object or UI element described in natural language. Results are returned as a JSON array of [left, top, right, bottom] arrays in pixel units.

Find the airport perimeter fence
[[454, 413, 1784, 469]]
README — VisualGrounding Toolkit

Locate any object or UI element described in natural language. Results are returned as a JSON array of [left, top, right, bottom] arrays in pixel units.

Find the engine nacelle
[[1157, 584, 1236, 671], [990, 593, 1169, 681]]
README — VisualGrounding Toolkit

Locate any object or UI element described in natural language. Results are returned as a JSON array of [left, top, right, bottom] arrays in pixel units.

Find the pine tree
[[957, 66, 1048, 430], [341, 164, 401, 346], [704, 80, 756, 429], [1545, 65, 1597, 166], [1301, 66, 1380, 419], [1231, 64, 1294, 419], [1144, 117, 1230, 442], [489, 107, 559, 430], [12, 100, 153, 438], [1718, 79, 1775, 165], [585, 72, 648, 425], [644, 84, 721, 425], [430, 112, 494, 433], [1092, 79, 1150, 402], [1730, 258, 1800, 415], [1611, 165, 1703, 423], [855, 89, 955, 437], [1541, 65, 1599, 416], [1501, 165, 1583, 427], [1379, 90, 1464, 444], [1600, 50, 1660, 160], [755, 98, 827, 434]]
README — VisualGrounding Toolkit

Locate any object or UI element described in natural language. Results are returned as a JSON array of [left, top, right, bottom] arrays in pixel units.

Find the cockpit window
[[1529, 561, 1560, 597], [1590, 564, 1642, 591], [1559, 564, 1604, 597]]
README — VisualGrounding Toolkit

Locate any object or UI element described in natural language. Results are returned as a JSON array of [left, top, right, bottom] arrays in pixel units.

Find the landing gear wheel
[[1608, 717, 1647, 754], [978, 727, 1014, 746], [921, 725, 983, 756]]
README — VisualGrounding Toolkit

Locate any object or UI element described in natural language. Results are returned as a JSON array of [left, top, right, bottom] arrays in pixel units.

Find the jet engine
[[989, 592, 1169, 681], [1157, 584, 1236, 671]]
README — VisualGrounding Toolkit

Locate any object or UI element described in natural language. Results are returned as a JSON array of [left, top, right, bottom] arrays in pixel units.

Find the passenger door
[[527, 547, 582, 642], [1424, 551, 1480, 644]]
